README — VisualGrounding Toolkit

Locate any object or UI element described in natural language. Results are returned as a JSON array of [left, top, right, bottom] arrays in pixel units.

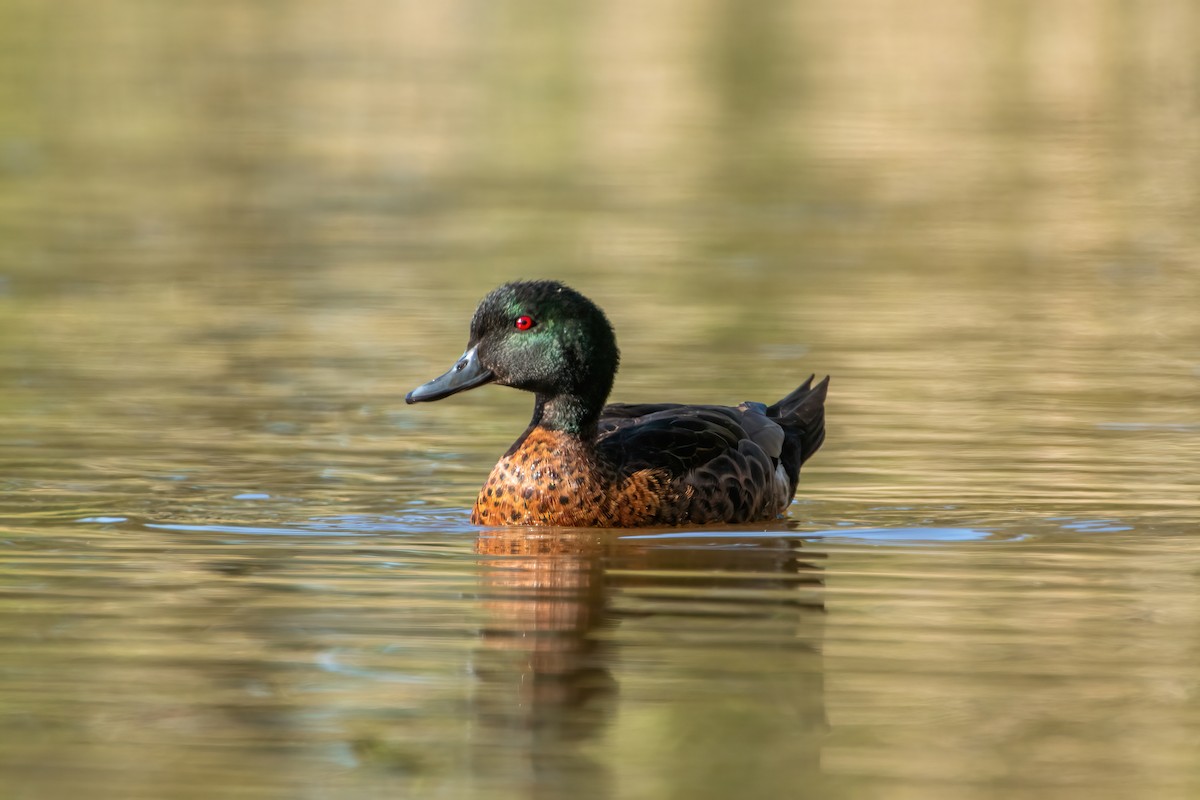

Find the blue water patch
[[1056, 518, 1133, 533], [145, 510, 480, 538], [806, 527, 994, 544], [622, 527, 994, 544], [1096, 422, 1199, 432]]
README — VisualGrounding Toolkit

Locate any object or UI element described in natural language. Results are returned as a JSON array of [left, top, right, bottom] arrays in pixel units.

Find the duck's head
[[406, 280, 620, 433]]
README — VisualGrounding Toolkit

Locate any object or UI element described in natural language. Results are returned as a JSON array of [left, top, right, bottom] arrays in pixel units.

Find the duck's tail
[[768, 375, 829, 495]]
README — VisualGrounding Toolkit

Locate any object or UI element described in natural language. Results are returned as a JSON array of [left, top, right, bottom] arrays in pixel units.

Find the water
[[2, 1, 1200, 798]]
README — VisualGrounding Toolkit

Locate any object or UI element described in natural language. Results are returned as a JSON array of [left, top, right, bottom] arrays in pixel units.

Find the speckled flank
[[469, 427, 797, 527], [471, 428, 672, 527]]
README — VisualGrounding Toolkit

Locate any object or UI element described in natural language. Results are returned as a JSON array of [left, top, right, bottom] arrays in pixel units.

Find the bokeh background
[[2, 0, 1197, 518], [1, 1, 1199, 798]]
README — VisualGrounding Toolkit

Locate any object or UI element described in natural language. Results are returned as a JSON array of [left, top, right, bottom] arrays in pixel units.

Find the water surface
[[2, 2, 1199, 798]]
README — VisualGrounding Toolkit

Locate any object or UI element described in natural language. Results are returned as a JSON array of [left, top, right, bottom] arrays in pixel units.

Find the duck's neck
[[531, 392, 601, 440]]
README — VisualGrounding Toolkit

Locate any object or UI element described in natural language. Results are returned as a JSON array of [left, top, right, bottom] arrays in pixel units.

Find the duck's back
[[596, 375, 828, 525]]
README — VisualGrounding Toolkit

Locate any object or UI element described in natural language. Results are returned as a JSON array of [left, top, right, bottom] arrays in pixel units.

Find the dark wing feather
[[597, 404, 745, 475], [767, 375, 829, 496], [597, 402, 683, 426], [595, 378, 828, 524], [597, 403, 787, 523]]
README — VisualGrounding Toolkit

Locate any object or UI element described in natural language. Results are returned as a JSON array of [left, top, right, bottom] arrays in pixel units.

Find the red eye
[[514, 315, 535, 331]]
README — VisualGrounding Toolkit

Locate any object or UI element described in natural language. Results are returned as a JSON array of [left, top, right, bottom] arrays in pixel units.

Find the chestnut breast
[[470, 428, 674, 527]]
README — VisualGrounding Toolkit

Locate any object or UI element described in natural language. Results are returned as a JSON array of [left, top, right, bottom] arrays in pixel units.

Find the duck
[[406, 280, 828, 527]]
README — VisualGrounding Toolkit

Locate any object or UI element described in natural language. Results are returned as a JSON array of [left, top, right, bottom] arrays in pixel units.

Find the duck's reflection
[[471, 528, 826, 798], [473, 532, 618, 742]]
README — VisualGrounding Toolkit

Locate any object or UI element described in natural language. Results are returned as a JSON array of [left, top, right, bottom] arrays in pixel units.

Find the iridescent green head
[[406, 281, 620, 434]]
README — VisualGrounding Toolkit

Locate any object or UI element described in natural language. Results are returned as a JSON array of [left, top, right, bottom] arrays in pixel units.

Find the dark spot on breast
[[510, 510, 520, 521], [522, 487, 534, 500], [495, 486, 505, 498], [487, 487, 493, 497], [558, 495, 569, 505]]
